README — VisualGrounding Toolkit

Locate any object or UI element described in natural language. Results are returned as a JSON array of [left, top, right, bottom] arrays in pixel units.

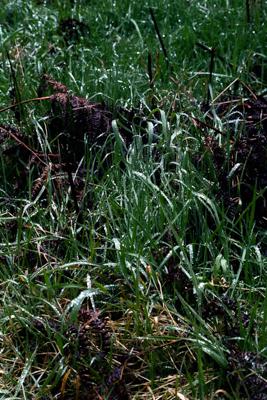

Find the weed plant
[[0, 0, 267, 399]]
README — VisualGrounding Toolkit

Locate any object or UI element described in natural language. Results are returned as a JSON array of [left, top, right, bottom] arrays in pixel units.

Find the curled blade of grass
[[112, 119, 127, 154], [65, 288, 100, 321], [132, 170, 174, 210], [194, 192, 220, 225], [130, 18, 144, 48]]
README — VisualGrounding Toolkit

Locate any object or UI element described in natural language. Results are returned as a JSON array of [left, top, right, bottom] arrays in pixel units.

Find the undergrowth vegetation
[[0, 0, 267, 399]]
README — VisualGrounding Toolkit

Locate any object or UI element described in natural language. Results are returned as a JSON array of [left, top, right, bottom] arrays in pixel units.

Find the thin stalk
[[0, 96, 51, 114], [149, 7, 170, 69]]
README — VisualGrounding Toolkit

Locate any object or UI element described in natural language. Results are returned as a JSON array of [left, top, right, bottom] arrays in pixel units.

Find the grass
[[0, 0, 267, 399]]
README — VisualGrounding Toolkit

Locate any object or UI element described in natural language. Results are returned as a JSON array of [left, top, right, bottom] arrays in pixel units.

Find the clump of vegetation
[[0, 1, 267, 399]]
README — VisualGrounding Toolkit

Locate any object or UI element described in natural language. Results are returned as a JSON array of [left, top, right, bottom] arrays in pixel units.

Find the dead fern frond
[[31, 164, 51, 199], [38, 74, 68, 95]]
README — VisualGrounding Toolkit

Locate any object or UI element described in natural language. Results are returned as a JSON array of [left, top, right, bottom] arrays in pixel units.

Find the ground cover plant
[[0, 0, 267, 399]]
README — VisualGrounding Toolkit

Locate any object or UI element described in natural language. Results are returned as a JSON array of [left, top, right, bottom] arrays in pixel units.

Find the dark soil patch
[[200, 91, 267, 227], [59, 18, 89, 44]]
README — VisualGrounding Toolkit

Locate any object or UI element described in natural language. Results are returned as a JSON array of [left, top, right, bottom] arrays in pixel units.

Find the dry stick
[[0, 96, 52, 165], [134, 339, 180, 357], [0, 96, 54, 169], [8, 130, 47, 166], [211, 78, 258, 105], [35, 152, 61, 158], [0, 96, 51, 114], [190, 115, 227, 137], [149, 7, 170, 70], [211, 78, 240, 104], [239, 79, 258, 100], [0, 95, 81, 213], [213, 98, 248, 107]]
